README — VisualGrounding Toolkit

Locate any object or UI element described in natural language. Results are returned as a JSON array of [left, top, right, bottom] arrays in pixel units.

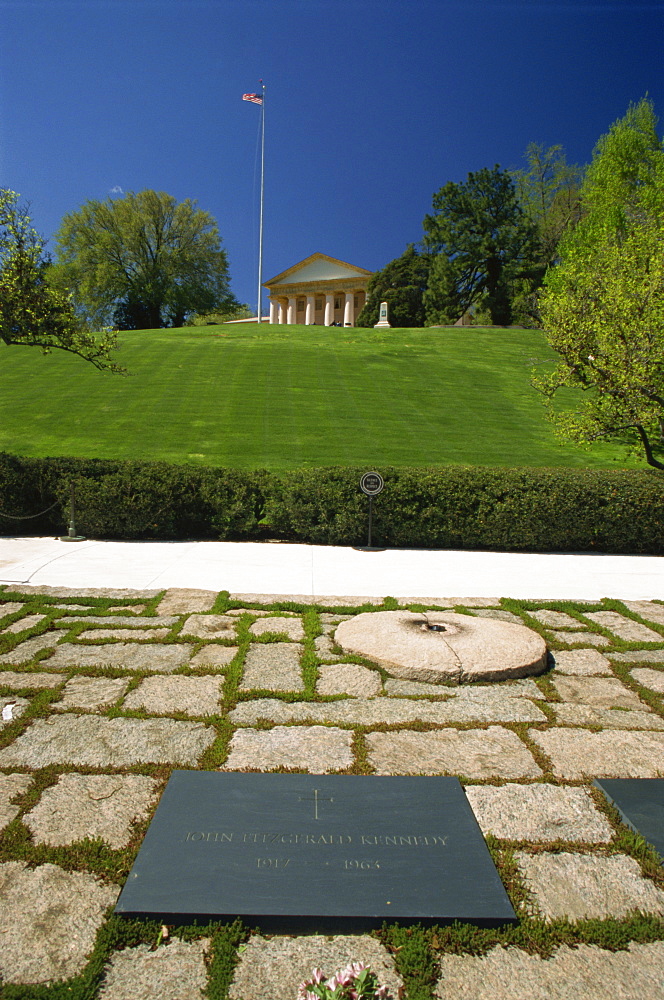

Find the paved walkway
[[2, 536, 664, 599], [0, 574, 663, 996]]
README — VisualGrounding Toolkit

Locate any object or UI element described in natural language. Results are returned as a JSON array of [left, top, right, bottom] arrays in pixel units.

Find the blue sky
[[1, 0, 662, 314]]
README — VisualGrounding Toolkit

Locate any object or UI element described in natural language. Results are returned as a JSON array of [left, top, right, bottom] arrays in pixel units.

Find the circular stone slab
[[334, 611, 547, 684]]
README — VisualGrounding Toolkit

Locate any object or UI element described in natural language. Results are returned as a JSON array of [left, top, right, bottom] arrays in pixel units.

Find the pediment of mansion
[[264, 253, 373, 326]]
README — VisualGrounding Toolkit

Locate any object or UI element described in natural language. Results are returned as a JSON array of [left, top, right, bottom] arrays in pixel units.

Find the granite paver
[[0, 630, 68, 663], [434, 942, 664, 1000], [229, 695, 547, 726], [316, 663, 383, 697], [529, 728, 664, 778], [548, 631, 609, 646], [385, 678, 455, 696], [229, 935, 402, 1000], [58, 615, 178, 627], [472, 609, 523, 624], [78, 627, 172, 640], [314, 634, 338, 657], [98, 940, 210, 1000], [0, 715, 216, 767], [2, 613, 47, 633], [552, 675, 646, 709], [611, 649, 664, 663], [180, 614, 237, 639], [23, 773, 160, 848], [54, 675, 131, 710], [366, 727, 542, 778], [240, 643, 304, 692], [0, 602, 25, 618], [549, 648, 612, 675], [464, 783, 613, 842], [552, 705, 664, 729], [0, 669, 64, 689], [0, 862, 118, 984], [0, 773, 33, 831], [156, 588, 217, 614], [122, 675, 223, 716], [515, 851, 664, 919], [583, 611, 663, 642], [223, 725, 354, 772], [44, 642, 193, 672], [13, 586, 158, 598], [528, 610, 582, 628], [189, 644, 238, 668], [631, 667, 664, 693], [622, 601, 664, 626], [249, 615, 305, 640]]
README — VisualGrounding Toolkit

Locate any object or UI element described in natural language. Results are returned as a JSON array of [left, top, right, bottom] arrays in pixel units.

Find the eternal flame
[[264, 253, 373, 326]]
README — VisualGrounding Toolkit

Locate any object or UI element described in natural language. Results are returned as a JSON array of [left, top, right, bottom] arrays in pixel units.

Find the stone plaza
[[0, 580, 663, 998]]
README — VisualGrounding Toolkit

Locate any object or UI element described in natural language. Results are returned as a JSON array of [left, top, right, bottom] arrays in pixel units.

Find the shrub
[[1, 453, 663, 554], [267, 465, 664, 554]]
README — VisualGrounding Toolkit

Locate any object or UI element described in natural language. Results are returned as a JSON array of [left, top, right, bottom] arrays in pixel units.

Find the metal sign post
[[359, 472, 384, 550], [60, 482, 86, 542]]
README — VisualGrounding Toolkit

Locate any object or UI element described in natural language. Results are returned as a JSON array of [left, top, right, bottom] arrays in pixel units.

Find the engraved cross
[[298, 788, 334, 820]]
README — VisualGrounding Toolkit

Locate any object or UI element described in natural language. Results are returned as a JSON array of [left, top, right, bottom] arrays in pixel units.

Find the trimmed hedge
[[1, 452, 662, 554]]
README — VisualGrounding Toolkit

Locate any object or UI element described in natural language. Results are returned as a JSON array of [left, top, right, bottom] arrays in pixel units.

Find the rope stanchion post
[[60, 482, 86, 542]]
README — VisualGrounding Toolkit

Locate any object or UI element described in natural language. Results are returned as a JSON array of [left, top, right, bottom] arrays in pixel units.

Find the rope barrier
[[0, 500, 60, 520]]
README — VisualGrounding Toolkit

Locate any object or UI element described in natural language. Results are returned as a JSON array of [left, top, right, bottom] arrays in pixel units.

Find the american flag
[[242, 93, 263, 105]]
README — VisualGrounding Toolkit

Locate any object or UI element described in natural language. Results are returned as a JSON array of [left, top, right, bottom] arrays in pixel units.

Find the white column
[[269, 300, 277, 324], [287, 296, 296, 324], [305, 295, 315, 325], [344, 292, 354, 327], [278, 300, 286, 324], [324, 294, 334, 326]]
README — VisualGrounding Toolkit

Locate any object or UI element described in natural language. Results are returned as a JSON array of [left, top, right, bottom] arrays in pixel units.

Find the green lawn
[[0, 323, 639, 470]]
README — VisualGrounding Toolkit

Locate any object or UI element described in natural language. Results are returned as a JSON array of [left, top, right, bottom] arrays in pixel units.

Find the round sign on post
[[360, 472, 384, 497], [359, 472, 384, 550]]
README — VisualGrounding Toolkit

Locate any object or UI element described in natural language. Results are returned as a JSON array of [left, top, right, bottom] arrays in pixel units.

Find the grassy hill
[[0, 323, 639, 470]]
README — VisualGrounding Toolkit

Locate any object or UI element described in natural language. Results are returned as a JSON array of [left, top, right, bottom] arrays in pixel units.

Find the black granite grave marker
[[594, 778, 664, 862], [116, 772, 516, 931]]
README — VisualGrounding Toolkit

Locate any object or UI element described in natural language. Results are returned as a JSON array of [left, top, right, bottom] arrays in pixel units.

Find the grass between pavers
[[0, 325, 645, 470], [1, 589, 664, 998]]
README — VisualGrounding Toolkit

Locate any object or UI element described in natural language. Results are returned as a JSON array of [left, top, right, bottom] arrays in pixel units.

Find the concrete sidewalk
[[1, 536, 664, 600]]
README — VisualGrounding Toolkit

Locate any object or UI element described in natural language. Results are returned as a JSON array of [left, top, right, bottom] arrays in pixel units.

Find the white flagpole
[[257, 81, 266, 322]]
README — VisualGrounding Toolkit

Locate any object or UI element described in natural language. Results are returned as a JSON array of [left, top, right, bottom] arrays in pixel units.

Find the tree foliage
[[510, 144, 584, 323], [422, 166, 538, 326], [356, 244, 433, 327], [537, 99, 664, 469], [0, 189, 123, 371], [52, 190, 237, 330], [513, 143, 584, 269]]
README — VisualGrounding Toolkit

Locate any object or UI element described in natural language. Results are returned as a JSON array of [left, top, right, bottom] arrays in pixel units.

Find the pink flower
[[335, 966, 355, 986]]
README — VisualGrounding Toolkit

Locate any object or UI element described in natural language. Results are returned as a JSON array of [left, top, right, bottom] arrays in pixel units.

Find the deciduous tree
[[536, 99, 664, 469], [510, 144, 584, 323], [0, 189, 122, 371], [513, 143, 584, 269], [52, 190, 238, 330]]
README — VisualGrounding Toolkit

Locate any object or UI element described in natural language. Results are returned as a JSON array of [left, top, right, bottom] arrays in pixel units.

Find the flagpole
[[257, 81, 266, 323]]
